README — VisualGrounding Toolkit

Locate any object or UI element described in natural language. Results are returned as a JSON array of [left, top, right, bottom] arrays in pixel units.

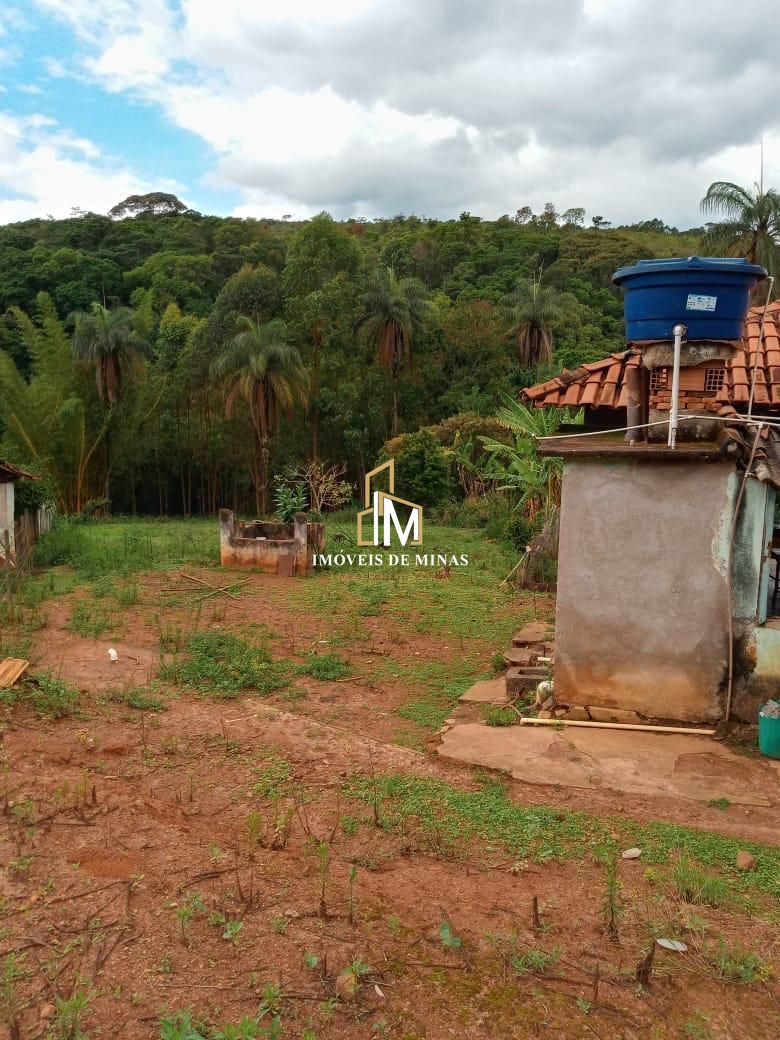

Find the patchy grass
[[66, 601, 117, 639], [0, 673, 80, 719], [483, 705, 517, 727], [160, 631, 289, 698], [385, 658, 481, 731], [704, 941, 774, 984], [34, 518, 217, 580], [671, 857, 731, 908], [346, 773, 780, 904], [107, 686, 166, 712], [297, 652, 351, 681]]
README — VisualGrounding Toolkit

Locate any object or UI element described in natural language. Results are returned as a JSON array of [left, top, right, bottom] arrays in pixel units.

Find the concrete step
[[506, 666, 550, 697], [503, 647, 546, 668], [511, 622, 552, 647], [459, 677, 509, 705]]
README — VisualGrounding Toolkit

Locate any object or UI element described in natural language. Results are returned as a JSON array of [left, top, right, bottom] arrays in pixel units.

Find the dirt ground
[[1, 564, 779, 1040]]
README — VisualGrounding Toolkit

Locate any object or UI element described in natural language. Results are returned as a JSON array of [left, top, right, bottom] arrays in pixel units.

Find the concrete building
[[523, 301, 780, 725]]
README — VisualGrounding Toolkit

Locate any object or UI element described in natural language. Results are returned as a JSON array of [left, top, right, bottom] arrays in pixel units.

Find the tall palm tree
[[700, 181, 780, 280], [503, 275, 563, 368], [358, 266, 430, 435], [212, 316, 308, 514], [73, 302, 147, 503]]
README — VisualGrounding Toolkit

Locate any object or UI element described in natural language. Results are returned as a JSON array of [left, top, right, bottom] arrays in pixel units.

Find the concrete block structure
[[218, 510, 324, 576]]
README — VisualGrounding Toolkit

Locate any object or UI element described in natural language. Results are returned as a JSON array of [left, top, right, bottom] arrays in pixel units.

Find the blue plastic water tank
[[611, 256, 767, 341]]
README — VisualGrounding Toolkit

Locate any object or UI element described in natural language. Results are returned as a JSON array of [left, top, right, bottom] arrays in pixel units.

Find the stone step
[[503, 647, 537, 668], [511, 622, 552, 647], [459, 677, 509, 705], [506, 666, 550, 697]]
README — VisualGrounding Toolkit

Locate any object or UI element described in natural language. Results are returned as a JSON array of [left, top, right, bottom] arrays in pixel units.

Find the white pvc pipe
[[668, 323, 686, 449]]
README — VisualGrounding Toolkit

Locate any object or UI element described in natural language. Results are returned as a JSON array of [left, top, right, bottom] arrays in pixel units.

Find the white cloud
[[0, 111, 169, 222], [26, 0, 780, 223]]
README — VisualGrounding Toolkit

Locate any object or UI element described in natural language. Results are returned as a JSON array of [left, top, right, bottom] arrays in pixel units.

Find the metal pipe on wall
[[668, 323, 686, 449]]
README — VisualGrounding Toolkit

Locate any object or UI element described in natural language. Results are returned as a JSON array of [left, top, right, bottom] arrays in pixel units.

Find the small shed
[[522, 296, 780, 725], [0, 460, 38, 563]]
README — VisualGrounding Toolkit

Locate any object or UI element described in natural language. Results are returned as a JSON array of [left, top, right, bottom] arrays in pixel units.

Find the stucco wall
[[554, 458, 743, 722], [0, 482, 13, 558]]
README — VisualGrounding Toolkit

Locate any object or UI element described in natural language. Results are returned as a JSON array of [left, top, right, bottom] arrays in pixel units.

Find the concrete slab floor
[[438, 723, 780, 807]]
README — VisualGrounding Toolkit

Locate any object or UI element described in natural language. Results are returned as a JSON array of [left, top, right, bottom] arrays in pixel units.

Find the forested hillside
[[0, 198, 702, 516]]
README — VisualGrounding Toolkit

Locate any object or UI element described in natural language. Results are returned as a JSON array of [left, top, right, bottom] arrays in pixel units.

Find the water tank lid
[[612, 256, 767, 286]]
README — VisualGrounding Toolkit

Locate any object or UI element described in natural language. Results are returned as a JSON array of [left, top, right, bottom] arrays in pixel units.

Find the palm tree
[[503, 275, 563, 368], [212, 316, 308, 514], [358, 266, 430, 435], [73, 302, 147, 503], [700, 180, 780, 280]]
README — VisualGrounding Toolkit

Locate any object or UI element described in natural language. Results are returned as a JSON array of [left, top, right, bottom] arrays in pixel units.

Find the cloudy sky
[[0, 0, 778, 226]]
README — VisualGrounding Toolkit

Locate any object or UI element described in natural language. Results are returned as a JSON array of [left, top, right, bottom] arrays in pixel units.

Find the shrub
[[273, 482, 306, 522], [160, 631, 288, 697], [379, 429, 453, 508]]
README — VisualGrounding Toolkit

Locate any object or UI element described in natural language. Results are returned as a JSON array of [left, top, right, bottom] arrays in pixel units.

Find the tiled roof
[[522, 301, 780, 410], [0, 460, 38, 482]]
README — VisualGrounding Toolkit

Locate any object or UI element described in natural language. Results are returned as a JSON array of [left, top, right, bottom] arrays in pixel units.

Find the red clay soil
[[0, 569, 778, 1039]]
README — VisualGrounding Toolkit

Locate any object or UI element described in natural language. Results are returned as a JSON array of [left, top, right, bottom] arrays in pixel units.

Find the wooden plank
[[0, 659, 30, 689]]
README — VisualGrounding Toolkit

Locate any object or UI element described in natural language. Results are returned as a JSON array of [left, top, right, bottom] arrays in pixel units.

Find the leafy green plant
[[66, 601, 115, 638], [297, 652, 351, 681], [705, 941, 773, 984], [379, 428, 453, 507], [439, 918, 462, 950], [222, 920, 243, 945], [483, 705, 516, 727], [109, 685, 164, 712], [160, 631, 288, 697], [1, 673, 80, 719], [48, 985, 91, 1040], [173, 891, 206, 945], [273, 482, 307, 522], [511, 944, 560, 976]]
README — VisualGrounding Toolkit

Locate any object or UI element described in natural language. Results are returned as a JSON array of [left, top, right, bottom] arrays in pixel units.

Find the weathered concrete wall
[[0, 481, 14, 559], [734, 623, 780, 722], [218, 510, 323, 576], [554, 458, 740, 722]]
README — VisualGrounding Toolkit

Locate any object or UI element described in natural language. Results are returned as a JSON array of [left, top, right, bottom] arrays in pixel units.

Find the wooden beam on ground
[[0, 659, 30, 689], [519, 716, 716, 736]]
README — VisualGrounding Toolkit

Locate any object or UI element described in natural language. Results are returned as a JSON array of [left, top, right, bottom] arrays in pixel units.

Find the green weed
[[705, 941, 773, 983], [483, 705, 516, 727], [160, 631, 289, 697], [297, 652, 351, 681], [1, 673, 80, 719], [345, 773, 780, 905], [671, 857, 731, 908], [108, 686, 165, 712], [66, 601, 115, 638]]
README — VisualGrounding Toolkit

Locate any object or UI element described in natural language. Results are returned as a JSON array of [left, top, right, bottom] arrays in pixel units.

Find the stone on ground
[[588, 706, 643, 725], [736, 850, 757, 871], [459, 678, 509, 705], [512, 622, 550, 646]]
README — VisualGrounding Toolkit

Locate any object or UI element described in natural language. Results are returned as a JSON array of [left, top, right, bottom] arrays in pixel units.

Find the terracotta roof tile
[[521, 301, 780, 411]]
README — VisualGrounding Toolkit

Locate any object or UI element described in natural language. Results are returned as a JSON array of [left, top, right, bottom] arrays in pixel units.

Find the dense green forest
[[0, 196, 704, 517]]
